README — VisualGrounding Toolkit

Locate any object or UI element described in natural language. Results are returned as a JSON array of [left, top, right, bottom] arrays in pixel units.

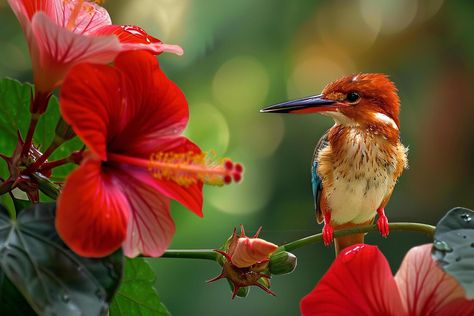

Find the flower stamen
[[107, 151, 244, 187], [65, 0, 104, 30], [148, 151, 244, 187]]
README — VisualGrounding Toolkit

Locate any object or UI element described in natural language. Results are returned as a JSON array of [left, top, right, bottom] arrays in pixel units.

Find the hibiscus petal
[[300, 244, 404, 316], [93, 25, 183, 55], [60, 61, 123, 161], [53, 0, 111, 34], [437, 298, 474, 316], [112, 167, 175, 258], [105, 51, 190, 156], [8, 0, 54, 23], [30, 12, 121, 92], [394, 244, 473, 316], [56, 158, 129, 258]]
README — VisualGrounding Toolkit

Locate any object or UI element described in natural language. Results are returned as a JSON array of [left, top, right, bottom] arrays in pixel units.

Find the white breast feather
[[323, 130, 399, 224]]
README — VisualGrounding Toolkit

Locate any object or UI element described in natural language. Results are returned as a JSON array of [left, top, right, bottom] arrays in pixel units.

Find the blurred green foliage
[[1, 0, 473, 315]]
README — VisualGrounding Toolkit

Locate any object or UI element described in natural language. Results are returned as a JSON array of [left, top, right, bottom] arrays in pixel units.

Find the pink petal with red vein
[[53, 0, 111, 34], [56, 158, 129, 258], [60, 61, 123, 161], [7, 0, 54, 23], [437, 298, 474, 316], [30, 12, 120, 92], [113, 166, 175, 258], [394, 244, 473, 316], [93, 25, 183, 55], [300, 244, 404, 316]]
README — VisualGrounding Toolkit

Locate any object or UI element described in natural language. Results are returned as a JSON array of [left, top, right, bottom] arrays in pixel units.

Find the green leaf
[[110, 258, 170, 316], [0, 203, 124, 315], [0, 270, 36, 316], [0, 78, 82, 181], [432, 207, 474, 299]]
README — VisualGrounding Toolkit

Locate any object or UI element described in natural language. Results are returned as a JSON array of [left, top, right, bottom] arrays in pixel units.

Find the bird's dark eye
[[346, 91, 360, 103]]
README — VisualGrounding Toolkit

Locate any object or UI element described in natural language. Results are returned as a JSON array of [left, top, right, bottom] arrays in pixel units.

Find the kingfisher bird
[[261, 73, 408, 253]]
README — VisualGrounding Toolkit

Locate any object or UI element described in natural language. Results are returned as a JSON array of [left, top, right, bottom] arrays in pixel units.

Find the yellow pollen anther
[[65, 0, 103, 30], [66, 0, 84, 30]]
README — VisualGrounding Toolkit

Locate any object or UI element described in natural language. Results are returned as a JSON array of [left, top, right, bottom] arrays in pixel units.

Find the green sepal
[[269, 250, 297, 275]]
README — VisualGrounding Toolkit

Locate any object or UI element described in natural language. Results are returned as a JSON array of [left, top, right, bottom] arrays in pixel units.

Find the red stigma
[[224, 175, 232, 184], [224, 159, 234, 170], [233, 172, 242, 183], [235, 163, 243, 173]]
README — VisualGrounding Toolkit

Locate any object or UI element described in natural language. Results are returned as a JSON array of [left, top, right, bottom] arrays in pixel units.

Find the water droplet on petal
[[433, 240, 453, 253], [460, 213, 472, 223], [61, 292, 70, 303], [342, 244, 366, 263]]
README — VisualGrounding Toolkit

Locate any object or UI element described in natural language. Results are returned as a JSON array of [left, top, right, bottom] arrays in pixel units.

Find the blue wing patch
[[311, 160, 323, 223], [311, 132, 328, 223]]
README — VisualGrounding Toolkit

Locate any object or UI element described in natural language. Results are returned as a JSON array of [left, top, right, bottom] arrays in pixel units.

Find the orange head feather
[[261, 73, 401, 129], [322, 73, 400, 127]]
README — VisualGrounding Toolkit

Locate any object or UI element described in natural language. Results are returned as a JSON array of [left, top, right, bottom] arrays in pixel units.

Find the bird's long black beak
[[260, 94, 337, 114]]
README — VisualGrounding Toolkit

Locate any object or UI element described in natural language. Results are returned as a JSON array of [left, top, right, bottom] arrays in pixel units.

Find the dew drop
[[61, 293, 70, 303], [460, 213, 472, 223], [433, 240, 453, 253]]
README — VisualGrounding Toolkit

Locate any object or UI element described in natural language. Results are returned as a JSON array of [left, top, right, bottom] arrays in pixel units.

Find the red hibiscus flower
[[56, 50, 242, 258], [7, 0, 183, 98], [301, 244, 474, 316]]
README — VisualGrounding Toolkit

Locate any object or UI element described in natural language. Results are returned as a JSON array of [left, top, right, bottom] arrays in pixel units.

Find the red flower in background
[[57, 51, 242, 258], [7, 0, 183, 98], [300, 244, 474, 316]]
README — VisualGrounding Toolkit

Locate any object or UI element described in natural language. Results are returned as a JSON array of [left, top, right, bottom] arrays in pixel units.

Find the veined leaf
[[110, 258, 170, 316], [432, 207, 474, 299], [0, 203, 123, 315]]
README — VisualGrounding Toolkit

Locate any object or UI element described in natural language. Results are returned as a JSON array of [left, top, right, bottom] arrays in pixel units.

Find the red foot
[[322, 212, 334, 246], [376, 207, 389, 238]]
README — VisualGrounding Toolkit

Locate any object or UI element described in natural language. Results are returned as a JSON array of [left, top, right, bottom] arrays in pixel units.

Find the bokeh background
[[1, 0, 473, 315]]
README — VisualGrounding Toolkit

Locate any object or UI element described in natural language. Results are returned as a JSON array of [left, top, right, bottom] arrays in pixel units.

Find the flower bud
[[269, 250, 297, 275], [208, 225, 278, 298]]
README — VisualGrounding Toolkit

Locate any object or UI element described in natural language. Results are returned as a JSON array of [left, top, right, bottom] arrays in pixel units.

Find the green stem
[[23, 136, 63, 174], [160, 250, 218, 261], [280, 222, 435, 252], [157, 222, 435, 261]]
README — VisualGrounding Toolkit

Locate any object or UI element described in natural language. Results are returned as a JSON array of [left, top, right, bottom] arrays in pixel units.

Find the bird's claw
[[322, 223, 334, 246], [376, 211, 389, 238]]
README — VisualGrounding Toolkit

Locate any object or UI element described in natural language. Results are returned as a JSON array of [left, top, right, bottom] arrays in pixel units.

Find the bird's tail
[[333, 220, 372, 255], [334, 233, 365, 254]]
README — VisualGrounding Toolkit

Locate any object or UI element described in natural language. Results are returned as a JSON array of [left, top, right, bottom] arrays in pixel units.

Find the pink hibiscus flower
[[7, 0, 183, 102]]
